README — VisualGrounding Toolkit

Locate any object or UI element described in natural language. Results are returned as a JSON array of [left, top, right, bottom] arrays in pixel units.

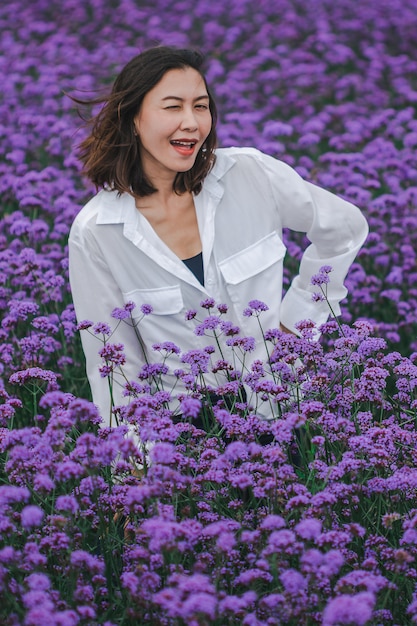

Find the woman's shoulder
[[69, 188, 125, 241], [214, 145, 265, 162], [211, 146, 269, 179], [212, 146, 294, 179]]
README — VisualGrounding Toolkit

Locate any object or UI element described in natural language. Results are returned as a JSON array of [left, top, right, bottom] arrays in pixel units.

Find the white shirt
[[69, 147, 368, 425]]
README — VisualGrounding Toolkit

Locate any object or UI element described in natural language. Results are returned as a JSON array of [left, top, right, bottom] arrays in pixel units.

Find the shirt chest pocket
[[121, 285, 197, 358], [218, 231, 286, 284], [122, 284, 184, 318], [218, 231, 286, 327]]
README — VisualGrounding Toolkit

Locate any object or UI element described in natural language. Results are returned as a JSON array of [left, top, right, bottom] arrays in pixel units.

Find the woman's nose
[[180, 107, 198, 131]]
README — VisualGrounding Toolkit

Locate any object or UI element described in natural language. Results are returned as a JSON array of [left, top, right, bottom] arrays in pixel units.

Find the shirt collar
[[95, 189, 136, 225], [95, 149, 236, 225], [201, 149, 235, 198]]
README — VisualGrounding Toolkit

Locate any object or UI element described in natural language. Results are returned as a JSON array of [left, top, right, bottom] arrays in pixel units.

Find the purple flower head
[[111, 306, 130, 320], [185, 309, 197, 320], [224, 441, 248, 461], [111, 301, 137, 319], [321, 550, 345, 576], [55, 495, 79, 514], [195, 315, 220, 335], [217, 303, 228, 314], [70, 550, 104, 575], [181, 349, 210, 375], [322, 592, 375, 626], [244, 300, 269, 316], [336, 571, 389, 595], [21, 505, 44, 529], [138, 362, 169, 379], [9, 367, 59, 390], [150, 442, 176, 464], [179, 397, 202, 419], [99, 342, 126, 367], [248, 299, 269, 311], [311, 272, 330, 286], [93, 322, 112, 336], [219, 320, 240, 336], [140, 303, 153, 315], [33, 474, 55, 492], [180, 591, 217, 621], [200, 297, 216, 310], [260, 515, 286, 531], [124, 300, 136, 312], [152, 341, 181, 354], [280, 569, 307, 594], [67, 398, 101, 425], [295, 518, 322, 540], [38, 391, 73, 409], [26, 573, 51, 591]]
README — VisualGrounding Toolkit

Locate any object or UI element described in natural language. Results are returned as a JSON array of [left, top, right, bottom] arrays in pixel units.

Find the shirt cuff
[[280, 285, 342, 336]]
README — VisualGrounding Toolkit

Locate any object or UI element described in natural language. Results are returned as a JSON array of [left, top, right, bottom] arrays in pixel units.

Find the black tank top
[[182, 252, 204, 286]]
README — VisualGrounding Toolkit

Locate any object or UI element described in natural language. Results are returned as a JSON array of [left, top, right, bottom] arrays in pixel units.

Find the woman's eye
[[196, 104, 209, 110], [165, 105, 180, 110]]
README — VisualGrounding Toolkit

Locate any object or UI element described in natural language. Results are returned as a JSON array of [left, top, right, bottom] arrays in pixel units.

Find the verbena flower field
[[1, 0, 417, 624]]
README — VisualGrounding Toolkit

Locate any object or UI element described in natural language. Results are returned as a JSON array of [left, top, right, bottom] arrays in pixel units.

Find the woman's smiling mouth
[[170, 139, 198, 155]]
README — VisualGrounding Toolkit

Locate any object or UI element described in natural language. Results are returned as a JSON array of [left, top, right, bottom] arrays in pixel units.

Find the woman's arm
[[260, 152, 369, 333], [68, 235, 147, 428]]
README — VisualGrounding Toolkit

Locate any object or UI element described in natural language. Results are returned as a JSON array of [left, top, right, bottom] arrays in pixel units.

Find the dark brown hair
[[74, 46, 217, 197]]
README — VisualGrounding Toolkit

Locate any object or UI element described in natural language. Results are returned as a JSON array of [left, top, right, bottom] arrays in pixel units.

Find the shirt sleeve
[[68, 226, 147, 430], [259, 151, 369, 333]]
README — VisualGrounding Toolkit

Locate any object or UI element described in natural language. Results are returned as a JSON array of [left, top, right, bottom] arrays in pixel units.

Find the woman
[[69, 46, 368, 428]]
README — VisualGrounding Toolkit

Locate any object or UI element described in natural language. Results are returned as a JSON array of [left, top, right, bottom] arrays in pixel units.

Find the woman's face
[[134, 67, 212, 185]]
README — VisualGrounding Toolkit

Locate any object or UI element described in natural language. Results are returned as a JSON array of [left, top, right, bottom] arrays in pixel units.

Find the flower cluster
[[2, 0, 417, 623]]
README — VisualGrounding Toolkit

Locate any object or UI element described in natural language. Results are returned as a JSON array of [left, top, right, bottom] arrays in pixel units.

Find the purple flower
[[243, 300, 269, 316], [93, 322, 112, 335], [280, 569, 307, 594], [248, 299, 269, 311], [260, 515, 286, 531], [111, 305, 131, 320], [181, 348, 210, 374], [99, 342, 126, 367], [311, 272, 330, 286], [150, 442, 176, 464], [179, 397, 202, 418], [9, 367, 59, 388], [194, 315, 220, 335], [322, 592, 375, 626], [121, 571, 139, 594], [226, 336, 256, 352], [295, 518, 322, 540], [200, 297, 216, 309], [152, 341, 181, 354], [70, 550, 104, 574], [185, 309, 197, 320], [181, 592, 217, 621], [26, 573, 51, 591], [21, 505, 44, 529], [55, 495, 79, 514], [140, 303, 153, 315]]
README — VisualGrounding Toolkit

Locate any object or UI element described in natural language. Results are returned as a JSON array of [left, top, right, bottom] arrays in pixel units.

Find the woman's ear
[[133, 113, 141, 137]]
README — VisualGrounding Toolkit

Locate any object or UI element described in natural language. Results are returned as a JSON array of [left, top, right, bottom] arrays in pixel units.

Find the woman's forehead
[[147, 67, 208, 100]]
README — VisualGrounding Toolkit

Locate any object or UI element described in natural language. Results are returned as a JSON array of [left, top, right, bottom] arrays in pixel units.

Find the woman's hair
[[74, 46, 218, 197]]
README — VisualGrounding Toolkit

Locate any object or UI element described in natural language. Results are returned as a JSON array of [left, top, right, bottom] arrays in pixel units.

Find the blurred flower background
[[1, 1, 417, 624]]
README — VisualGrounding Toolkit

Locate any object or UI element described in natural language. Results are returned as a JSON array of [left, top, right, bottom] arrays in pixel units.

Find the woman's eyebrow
[[161, 94, 209, 102]]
